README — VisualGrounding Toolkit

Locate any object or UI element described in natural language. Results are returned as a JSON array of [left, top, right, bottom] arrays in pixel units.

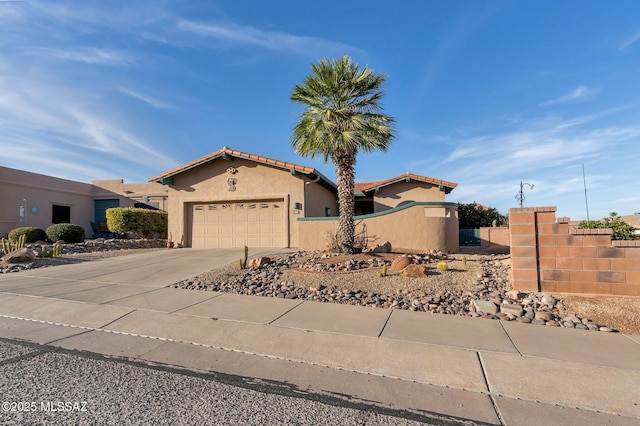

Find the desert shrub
[[106, 207, 167, 238], [458, 203, 507, 229], [46, 224, 86, 243], [8, 227, 46, 243], [436, 261, 449, 272], [578, 212, 637, 241]]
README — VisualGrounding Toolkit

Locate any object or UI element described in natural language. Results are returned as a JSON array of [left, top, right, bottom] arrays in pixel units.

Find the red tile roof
[[149, 146, 321, 182], [355, 172, 457, 193], [149, 148, 457, 196]]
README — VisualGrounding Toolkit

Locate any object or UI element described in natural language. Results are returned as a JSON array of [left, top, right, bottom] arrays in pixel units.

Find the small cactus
[[376, 263, 388, 277], [17, 234, 26, 250], [1, 238, 11, 255], [53, 243, 62, 256], [461, 256, 467, 266], [239, 245, 249, 269], [436, 261, 449, 272]]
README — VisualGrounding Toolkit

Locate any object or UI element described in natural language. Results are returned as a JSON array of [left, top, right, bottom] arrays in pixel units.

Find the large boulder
[[401, 264, 426, 278], [1, 248, 37, 264], [249, 256, 271, 268], [390, 256, 412, 271]]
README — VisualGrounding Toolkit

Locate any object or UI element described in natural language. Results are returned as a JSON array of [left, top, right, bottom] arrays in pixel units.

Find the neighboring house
[[149, 147, 459, 251], [0, 166, 166, 238]]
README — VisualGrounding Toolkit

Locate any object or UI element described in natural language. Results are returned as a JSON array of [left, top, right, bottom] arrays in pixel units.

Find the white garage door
[[190, 200, 285, 248]]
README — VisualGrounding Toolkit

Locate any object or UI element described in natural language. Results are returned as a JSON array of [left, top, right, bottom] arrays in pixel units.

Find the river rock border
[[174, 252, 616, 332]]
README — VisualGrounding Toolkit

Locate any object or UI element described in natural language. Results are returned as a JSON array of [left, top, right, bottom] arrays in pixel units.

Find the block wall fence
[[509, 206, 640, 296]]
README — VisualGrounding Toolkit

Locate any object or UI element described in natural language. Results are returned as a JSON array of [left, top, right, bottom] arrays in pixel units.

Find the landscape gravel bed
[[173, 251, 626, 333], [0, 239, 166, 274]]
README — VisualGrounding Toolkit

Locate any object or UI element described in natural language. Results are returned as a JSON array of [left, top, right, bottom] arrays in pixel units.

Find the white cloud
[[26, 47, 136, 67], [176, 19, 360, 56], [619, 30, 640, 51], [541, 86, 598, 106], [117, 86, 175, 110]]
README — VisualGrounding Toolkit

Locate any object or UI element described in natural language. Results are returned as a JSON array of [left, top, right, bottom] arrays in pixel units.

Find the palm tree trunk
[[334, 150, 356, 254]]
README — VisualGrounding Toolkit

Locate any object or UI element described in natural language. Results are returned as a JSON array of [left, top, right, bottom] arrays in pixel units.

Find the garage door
[[190, 200, 285, 248]]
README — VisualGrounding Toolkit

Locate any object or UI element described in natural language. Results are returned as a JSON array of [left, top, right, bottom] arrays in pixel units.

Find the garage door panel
[[190, 200, 284, 248]]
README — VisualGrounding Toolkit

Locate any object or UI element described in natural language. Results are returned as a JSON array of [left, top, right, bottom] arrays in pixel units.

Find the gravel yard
[[176, 251, 640, 335]]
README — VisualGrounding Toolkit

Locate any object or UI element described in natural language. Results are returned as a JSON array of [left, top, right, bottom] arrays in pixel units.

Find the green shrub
[[8, 227, 46, 243], [46, 224, 85, 243], [106, 207, 167, 238], [578, 212, 637, 241]]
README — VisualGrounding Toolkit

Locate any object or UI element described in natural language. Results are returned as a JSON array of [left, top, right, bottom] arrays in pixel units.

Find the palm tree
[[290, 56, 395, 254]]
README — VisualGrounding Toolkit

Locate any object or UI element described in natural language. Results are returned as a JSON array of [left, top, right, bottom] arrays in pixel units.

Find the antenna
[[582, 164, 590, 222]]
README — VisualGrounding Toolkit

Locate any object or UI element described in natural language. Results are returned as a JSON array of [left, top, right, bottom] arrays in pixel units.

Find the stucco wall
[[163, 159, 320, 247], [298, 202, 459, 252], [373, 182, 445, 212], [303, 177, 338, 218], [0, 166, 94, 237]]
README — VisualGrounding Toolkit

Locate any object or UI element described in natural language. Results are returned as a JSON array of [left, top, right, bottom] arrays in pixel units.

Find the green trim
[[159, 176, 174, 185], [221, 153, 234, 161], [290, 169, 300, 177], [298, 201, 458, 221]]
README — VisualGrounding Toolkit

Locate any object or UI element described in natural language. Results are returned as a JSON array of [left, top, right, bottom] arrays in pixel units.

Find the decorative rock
[[249, 257, 271, 268], [390, 256, 413, 272], [599, 326, 614, 332], [368, 241, 392, 253], [401, 264, 426, 278], [1, 248, 37, 264], [500, 303, 523, 317], [473, 300, 498, 315], [516, 316, 532, 324], [506, 290, 522, 300], [531, 319, 547, 325], [541, 295, 556, 307], [546, 321, 560, 327], [535, 311, 554, 321]]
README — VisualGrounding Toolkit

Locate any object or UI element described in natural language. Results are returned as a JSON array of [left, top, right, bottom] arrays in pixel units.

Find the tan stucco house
[[2, 146, 459, 252], [149, 147, 460, 251]]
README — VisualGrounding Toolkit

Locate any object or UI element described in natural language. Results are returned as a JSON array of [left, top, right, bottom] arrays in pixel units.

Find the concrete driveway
[[0, 247, 254, 287]]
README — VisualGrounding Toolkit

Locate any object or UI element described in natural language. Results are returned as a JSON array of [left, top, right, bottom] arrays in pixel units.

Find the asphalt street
[[0, 337, 490, 426]]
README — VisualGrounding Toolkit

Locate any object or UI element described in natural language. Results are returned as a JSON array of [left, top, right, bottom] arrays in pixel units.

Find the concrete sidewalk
[[0, 248, 638, 425]]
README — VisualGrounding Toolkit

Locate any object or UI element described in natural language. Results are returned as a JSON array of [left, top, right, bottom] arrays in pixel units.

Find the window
[[52, 205, 71, 224], [325, 207, 331, 217], [194, 205, 204, 211], [207, 205, 217, 211]]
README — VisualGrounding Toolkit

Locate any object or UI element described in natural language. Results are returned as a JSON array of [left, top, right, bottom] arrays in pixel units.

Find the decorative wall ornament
[[227, 177, 237, 191], [226, 167, 238, 175]]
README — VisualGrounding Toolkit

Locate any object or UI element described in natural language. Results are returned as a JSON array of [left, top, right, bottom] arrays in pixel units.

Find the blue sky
[[1, 1, 639, 220]]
